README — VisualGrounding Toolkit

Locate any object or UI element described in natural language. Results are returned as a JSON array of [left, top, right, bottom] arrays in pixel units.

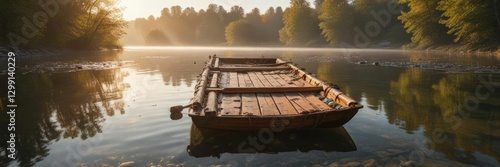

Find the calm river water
[[1, 47, 500, 166]]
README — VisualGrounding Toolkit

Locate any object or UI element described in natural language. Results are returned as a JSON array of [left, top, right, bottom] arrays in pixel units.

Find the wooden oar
[[170, 104, 192, 113]]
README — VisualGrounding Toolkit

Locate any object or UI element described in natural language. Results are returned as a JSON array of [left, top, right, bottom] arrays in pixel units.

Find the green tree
[[1, 0, 126, 49], [195, 4, 226, 44], [227, 6, 245, 23], [398, 0, 451, 49], [262, 7, 284, 43], [225, 19, 257, 45], [246, 8, 266, 43], [318, 0, 356, 46], [314, 0, 325, 12], [438, 0, 500, 46], [279, 0, 322, 46]]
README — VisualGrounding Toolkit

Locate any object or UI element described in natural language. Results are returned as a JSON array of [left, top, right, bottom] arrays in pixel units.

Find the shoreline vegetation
[[1, 0, 499, 55]]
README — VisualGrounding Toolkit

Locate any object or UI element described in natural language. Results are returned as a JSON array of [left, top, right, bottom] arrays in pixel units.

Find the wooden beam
[[214, 58, 220, 68], [189, 56, 215, 112], [209, 73, 219, 88], [206, 86, 323, 94], [204, 91, 218, 116], [215, 67, 290, 72], [190, 67, 210, 111], [205, 72, 219, 116]]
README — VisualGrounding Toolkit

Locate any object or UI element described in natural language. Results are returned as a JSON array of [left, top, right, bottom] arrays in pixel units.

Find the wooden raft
[[192, 56, 334, 117], [186, 56, 363, 131]]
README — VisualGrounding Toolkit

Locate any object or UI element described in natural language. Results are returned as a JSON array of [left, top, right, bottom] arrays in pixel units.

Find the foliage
[[398, 0, 451, 49], [1, 0, 127, 49], [263, 7, 285, 43], [318, 0, 356, 46], [225, 19, 257, 45], [438, 0, 500, 46], [279, 0, 323, 46]]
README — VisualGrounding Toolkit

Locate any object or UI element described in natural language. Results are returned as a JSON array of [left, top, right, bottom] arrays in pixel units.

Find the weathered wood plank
[[219, 72, 228, 88], [248, 72, 280, 115], [302, 92, 332, 111], [255, 71, 273, 87], [270, 93, 298, 115], [258, 71, 299, 115], [239, 73, 260, 116], [269, 71, 291, 86], [205, 86, 324, 93], [220, 94, 241, 115], [229, 72, 239, 87], [286, 92, 318, 114], [248, 72, 264, 87], [218, 67, 290, 72], [221, 72, 241, 115], [262, 71, 283, 87], [279, 73, 307, 87], [256, 93, 280, 115], [276, 72, 319, 113]]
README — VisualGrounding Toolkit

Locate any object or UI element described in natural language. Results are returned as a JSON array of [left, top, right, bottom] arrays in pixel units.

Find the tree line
[[1, 0, 498, 50], [127, 4, 284, 46], [127, 0, 409, 47], [0, 0, 126, 49], [128, 0, 499, 49]]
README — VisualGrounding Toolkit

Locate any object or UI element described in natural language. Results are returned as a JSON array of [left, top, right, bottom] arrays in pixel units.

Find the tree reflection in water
[[0, 68, 127, 166], [313, 58, 500, 164], [389, 68, 500, 163]]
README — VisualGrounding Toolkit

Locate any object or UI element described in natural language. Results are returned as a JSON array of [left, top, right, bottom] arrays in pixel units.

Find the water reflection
[[1, 48, 500, 166], [188, 124, 356, 158], [0, 68, 127, 166], [387, 69, 500, 164], [312, 58, 500, 165]]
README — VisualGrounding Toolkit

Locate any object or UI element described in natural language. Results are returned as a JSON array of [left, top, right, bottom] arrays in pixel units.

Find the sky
[[119, 0, 314, 21]]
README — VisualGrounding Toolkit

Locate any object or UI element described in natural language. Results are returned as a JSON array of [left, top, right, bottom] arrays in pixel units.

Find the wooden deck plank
[[270, 93, 298, 115], [221, 72, 241, 115], [286, 92, 319, 114], [255, 71, 273, 87], [248, 72, 264, 87], [229, 72, 239, 87], [262, 71, 284, 87], [275, 72, 318, 113], [239, 73, 261, 116], [302, 92, 332, 111], [220, 94, 241, 115], [259, 71, 298, 115], [279, 73, 307, 87], [269, 71, 292, 86], [217, 67, 290, 72], [219, 72, 228, 88], [249, 72, 280, 115], [206, 86, 323, 93]]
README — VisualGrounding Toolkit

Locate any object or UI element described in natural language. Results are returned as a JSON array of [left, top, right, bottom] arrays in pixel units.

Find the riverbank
[[0, 47, 72, 57], [401, 44, 500, 56], [0, 46, 124, 57]]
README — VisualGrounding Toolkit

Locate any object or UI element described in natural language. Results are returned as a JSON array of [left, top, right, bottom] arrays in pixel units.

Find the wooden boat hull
[[184, 56, 363, 132], [190, 105, 360, 132]]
